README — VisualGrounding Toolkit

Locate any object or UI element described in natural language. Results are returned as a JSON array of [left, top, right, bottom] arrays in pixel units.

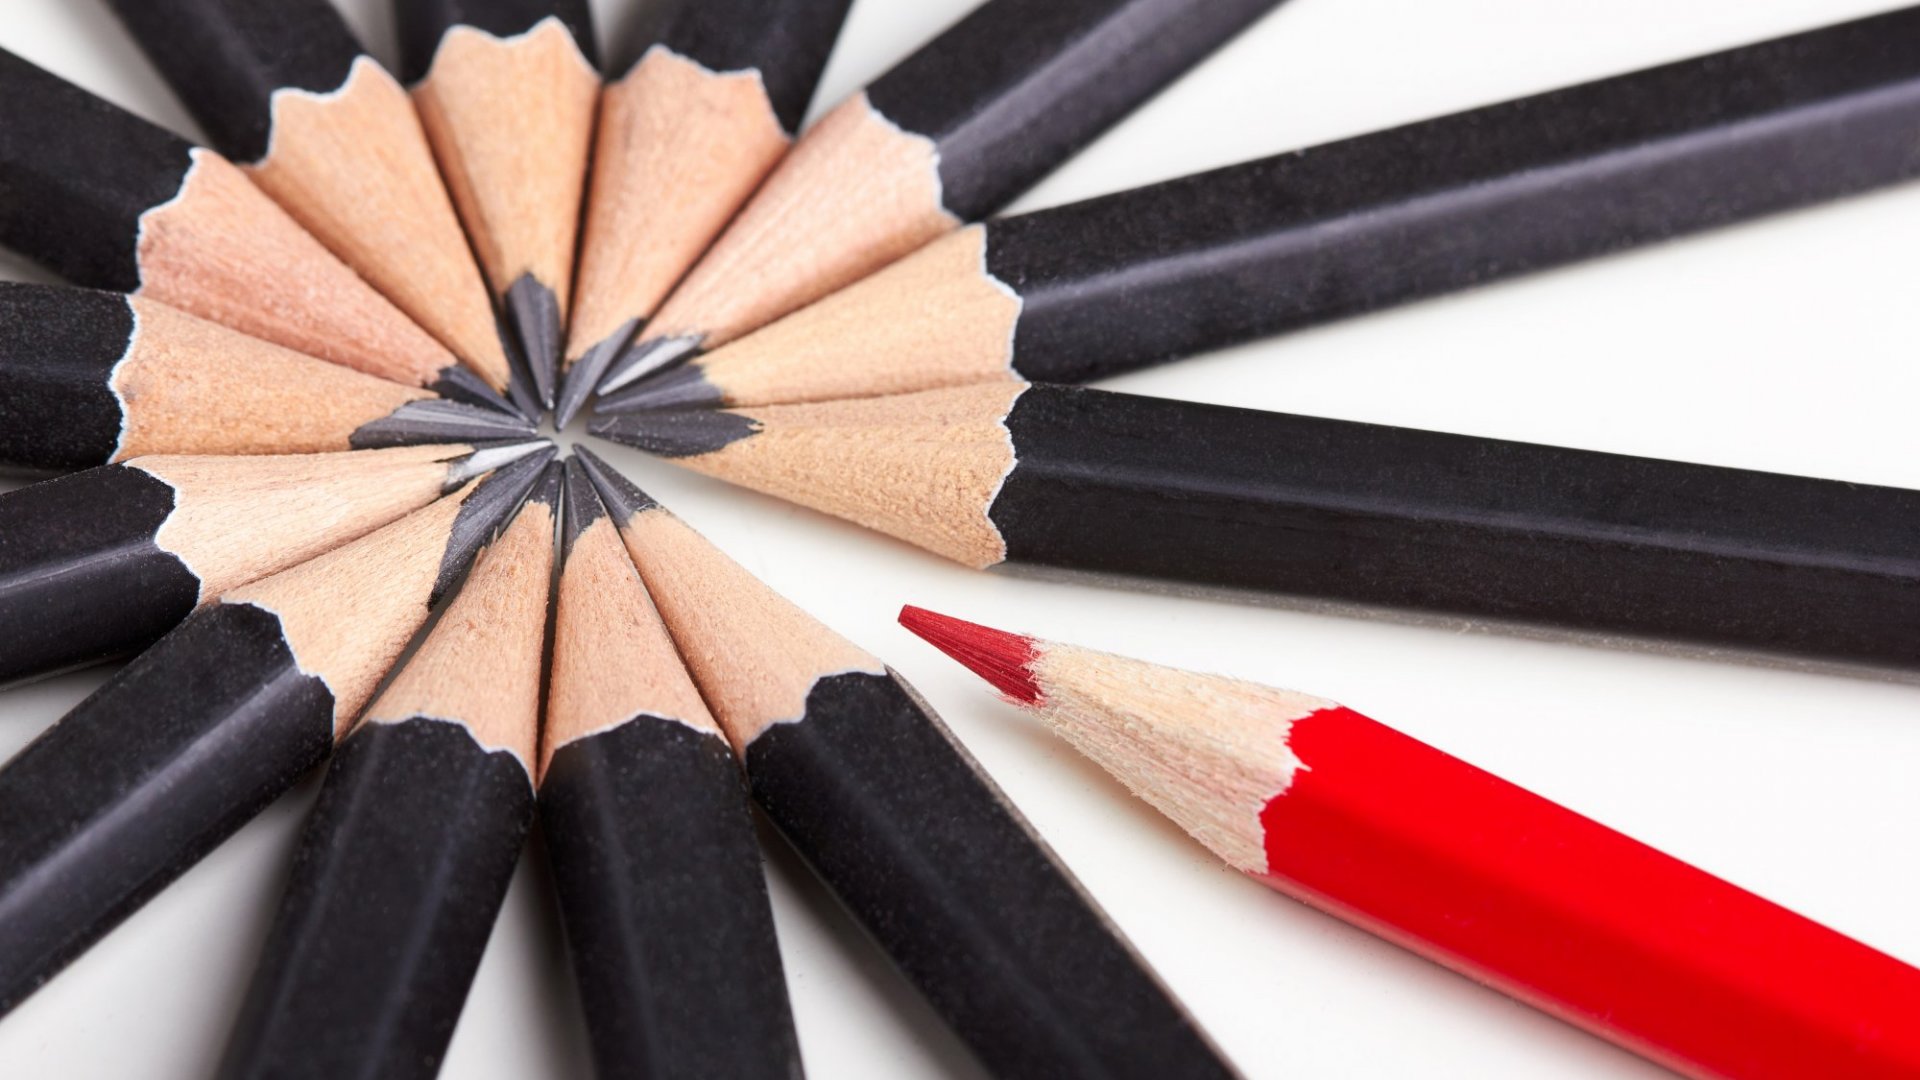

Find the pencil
[[0, 49, 508, 412], [595, 383, 1920, 671], [603, 6, 1920, 412], [0, 282, 535, 474], [901, 607, 1920, 1080], [572, 447, 1236, 1079], [399, 0, 601, 409], [552, 0, 854, 426], [102, 0, 528, 413], [219, 463, 559, 1080], [0, 440, 548, 690], [0, 449, 551, 1016], [540, 457, 803, 1079], [593, 0, 1287, 396]]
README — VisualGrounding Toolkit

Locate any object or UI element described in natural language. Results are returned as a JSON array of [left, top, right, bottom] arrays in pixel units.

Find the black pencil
[[0, 440, 547, 689], [598, 382, 1920, 671], [573, 447, 1236, 1079], [0, 448, 550, 1016], [219, 463, 559, 1080], [600, 7, 1920, 413], [593, 0, 1288, 396], [0, 50, 512, 415], [0, 282, 535, 474], [552, 0, 854, 426], [102, 0, 526, 412], [398, 0, 601, 409], [540, 457, 803, 1079]]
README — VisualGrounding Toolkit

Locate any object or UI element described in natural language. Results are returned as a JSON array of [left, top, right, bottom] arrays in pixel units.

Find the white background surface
[[4, 1, 1920, 1076]]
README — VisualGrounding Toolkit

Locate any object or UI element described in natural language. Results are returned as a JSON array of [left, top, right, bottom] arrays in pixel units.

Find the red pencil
[[899, 606, 1920, 1080]]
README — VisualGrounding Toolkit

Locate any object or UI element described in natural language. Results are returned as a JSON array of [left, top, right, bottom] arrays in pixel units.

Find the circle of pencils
[[2, 2, 1919, 1077]]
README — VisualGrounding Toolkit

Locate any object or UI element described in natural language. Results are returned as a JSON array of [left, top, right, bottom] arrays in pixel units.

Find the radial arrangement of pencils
[[2, 2, 1919, 1078]]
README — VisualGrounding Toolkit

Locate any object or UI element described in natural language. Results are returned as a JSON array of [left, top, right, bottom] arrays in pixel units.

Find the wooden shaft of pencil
[[0, 458, 546, 1017], [222, 470, 557, 1077], [403, 0, 601, 406], [104, 0, 518, 394], [599, 383, 1920, 671], [539, 455, 801, 1076], [569, 449, 1237, 1078], [606, 0, 1283, 385], [0, 444, 541, 689], [0, 49, 472, 390], [625, 6, 1920, 412]]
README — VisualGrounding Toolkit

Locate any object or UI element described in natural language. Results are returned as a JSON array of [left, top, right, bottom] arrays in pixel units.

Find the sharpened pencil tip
[[594, 361, 725, 414], [596, 333, 703, 396], [552, 321, 639, 430], [571, 445, 658, 522], [504, 275, 563, 410], [444, 438, 556, 489], [436, 449, 556, 604], [430, 365, 523, 418], [898, 606, 1043, 705], [559, 456, 610, 555], [589, 408, 759, 458], [351, 398, 537, 449]]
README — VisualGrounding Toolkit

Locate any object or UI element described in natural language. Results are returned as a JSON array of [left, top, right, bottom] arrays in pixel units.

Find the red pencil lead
[[897, 606, 1043, 706]]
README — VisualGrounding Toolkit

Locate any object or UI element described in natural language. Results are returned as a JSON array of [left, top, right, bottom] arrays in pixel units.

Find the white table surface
[[3, 1, 1919, 1076]]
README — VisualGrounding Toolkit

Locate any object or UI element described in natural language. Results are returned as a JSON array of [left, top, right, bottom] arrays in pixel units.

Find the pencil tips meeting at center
[[588, 407, 759, 459]]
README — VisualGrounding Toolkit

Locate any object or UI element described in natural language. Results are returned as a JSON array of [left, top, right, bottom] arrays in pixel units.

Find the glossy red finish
[[1260, 707, 1920, 1080]]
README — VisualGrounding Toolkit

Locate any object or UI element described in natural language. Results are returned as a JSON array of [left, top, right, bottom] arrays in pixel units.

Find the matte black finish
[[992, 386, 1920, 669], [865, 0, 1282, 219], [613, 0, 852, 132], [0, 465, 199, 687], [0, 603, 335, 1013], [220, 719, 533, 1080], [984, 5, 1920, 384], [0, 284, 132, 471], [589, 408, 758, 458], [395, 0, 599, 84], [543, 720, 803, 1080], [0, 50, 199, 292], [746, 672, 1233, 1079], [104, 0, 365, 164]]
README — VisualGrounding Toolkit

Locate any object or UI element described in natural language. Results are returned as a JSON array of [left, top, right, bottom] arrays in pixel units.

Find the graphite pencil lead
[[588, 409, 759, 458], [594, 361, 724, 414], [571, 445, 658, 523], [428, 364, 522, 417], [351, 399, 537, 449], [551, 322, 637, 430], [442, 438, 555, 489], [501, 336, 546, 422], [505, 276, 564, 409], [594, 333, 703, 397], [434, 447, 556, 606]]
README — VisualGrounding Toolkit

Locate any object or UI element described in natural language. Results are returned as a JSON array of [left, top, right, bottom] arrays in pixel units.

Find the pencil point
[[898, 606, 1042, 705], [589, 409, 759, 458], [572, 445, 658, 523], [596, 334, 703, 396], [559, 456, 609, 555], [553, 321, 639, 430], [502, 347, 545, 424], [504, 275, 562, 410], [430, 366, 523, 418], [351, 399, 538, 449], [444, 439, 556, 489], [436, 447, 555, 605], [594, 362, 725, 414]]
